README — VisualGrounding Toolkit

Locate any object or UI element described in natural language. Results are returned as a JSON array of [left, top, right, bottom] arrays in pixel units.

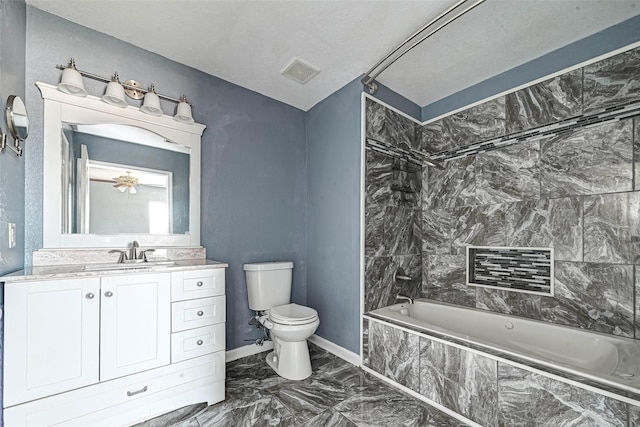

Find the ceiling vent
[[281, 58, 320, 84]]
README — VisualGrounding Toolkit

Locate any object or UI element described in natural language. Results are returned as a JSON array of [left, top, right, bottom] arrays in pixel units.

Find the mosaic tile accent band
[[366, 138, 427, 166], [467, 246, 553, 295], [367, 101, 640, 167], [431, 100, 640, 162]]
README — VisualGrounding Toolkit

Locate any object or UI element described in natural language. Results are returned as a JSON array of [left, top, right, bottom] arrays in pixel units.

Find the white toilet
[[244, 261, 320, 380]]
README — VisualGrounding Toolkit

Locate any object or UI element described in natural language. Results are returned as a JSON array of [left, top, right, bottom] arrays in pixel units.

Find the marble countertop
[[1, 259, 228, 283]]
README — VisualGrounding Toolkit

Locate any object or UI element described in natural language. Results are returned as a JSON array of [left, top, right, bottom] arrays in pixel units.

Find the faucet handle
[[139, 248, 155, 262], [108, 250, 128, 263], [393, 268, 412, 282]]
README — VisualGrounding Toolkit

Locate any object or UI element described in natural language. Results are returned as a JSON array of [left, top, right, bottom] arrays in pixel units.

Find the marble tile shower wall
[[365, 46, 640, 340], [365, 99, 424, 312]]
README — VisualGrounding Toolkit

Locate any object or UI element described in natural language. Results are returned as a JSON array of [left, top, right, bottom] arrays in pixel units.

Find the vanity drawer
[[171, 296, 225, 332], [171, 269, 225, 301], [4, 353, 225, 427], [171, 324, 225, 363]]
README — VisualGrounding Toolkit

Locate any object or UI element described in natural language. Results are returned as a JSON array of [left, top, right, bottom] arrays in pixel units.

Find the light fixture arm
[[55, 62, 193, 106]]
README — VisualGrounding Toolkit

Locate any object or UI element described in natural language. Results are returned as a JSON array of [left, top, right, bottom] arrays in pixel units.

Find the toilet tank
[[244, 261, 293, 311]]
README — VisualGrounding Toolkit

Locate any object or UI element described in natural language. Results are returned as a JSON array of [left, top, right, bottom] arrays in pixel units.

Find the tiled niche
[[364, 45, 640, 340]]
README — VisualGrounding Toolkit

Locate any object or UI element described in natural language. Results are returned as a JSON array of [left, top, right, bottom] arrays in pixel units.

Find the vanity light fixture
[[101, 73, 128, 108], [140, 84, 163, 116], [55, 59, 196, 121], [57, 59, 88, 97], [174, 95, 194, 123]]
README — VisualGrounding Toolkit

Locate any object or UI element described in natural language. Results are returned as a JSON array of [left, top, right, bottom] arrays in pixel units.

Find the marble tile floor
[[132, 343, 465, 427]]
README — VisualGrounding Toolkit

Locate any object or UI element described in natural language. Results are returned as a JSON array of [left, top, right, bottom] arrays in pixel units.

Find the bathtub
[[369, 299, 640, 396]]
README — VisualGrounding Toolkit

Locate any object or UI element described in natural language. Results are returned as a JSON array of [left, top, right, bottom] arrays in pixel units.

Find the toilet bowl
[[259, 303, 319, 380], [245, 262, 320, 380]]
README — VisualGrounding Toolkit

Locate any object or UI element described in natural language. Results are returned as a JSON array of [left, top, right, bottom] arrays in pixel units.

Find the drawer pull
[[196, 281, 204, 287], [126, 385, 148, 397], [197, 310, 204, 316], [104, 291, 114, 298], [197, 339, 204, 346], [85, 292, 95, 299]]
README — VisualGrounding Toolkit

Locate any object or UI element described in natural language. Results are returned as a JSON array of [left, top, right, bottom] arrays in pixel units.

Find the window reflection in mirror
[[60, 123, 190, 235]]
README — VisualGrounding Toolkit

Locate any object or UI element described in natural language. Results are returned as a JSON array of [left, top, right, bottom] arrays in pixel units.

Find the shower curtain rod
[[361, 0, 486, 94]]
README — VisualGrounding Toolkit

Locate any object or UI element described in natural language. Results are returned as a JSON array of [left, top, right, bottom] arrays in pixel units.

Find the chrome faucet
[[129, 241, 139, 260], [395, 293, 413, 304]]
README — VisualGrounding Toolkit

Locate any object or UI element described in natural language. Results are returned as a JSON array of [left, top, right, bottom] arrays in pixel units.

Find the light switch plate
[[8, 223, 16, 248]]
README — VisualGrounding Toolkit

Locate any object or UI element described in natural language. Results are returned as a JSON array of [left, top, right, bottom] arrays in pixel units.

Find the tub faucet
[[396, 293, 413, 304], [129, 241, 139, 260]]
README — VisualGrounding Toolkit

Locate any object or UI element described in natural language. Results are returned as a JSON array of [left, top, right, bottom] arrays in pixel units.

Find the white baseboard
[[309, 334, 361, 366], [226, 335, 360, 366], [225, 341, 274, 363]]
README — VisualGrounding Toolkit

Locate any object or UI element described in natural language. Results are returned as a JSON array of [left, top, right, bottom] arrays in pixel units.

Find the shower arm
[[361, 0, 486, 94]]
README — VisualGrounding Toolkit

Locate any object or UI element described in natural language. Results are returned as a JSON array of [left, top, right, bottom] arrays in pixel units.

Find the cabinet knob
[[197, 310, 204, 316], [104, 291, 114, 298], [85, 293, 95, 299], [196, 339, 203, 346], [196, 281, 203, 287]]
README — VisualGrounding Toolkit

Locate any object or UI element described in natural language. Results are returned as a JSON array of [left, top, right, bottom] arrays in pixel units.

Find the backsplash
[[31, 247, 206, 266], [364, 45, 640, 339]]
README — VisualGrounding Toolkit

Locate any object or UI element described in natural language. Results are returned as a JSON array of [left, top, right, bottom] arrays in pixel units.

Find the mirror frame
[[6, 95, 29, 141], [37, 82, 205, 248]]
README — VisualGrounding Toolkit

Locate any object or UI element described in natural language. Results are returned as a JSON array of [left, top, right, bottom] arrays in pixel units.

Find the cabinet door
[[100, 273, 171, 381], [3, 278, 100, 407]]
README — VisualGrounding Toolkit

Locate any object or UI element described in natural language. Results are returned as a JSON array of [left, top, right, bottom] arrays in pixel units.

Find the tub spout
[[395, 294, 413, 304]]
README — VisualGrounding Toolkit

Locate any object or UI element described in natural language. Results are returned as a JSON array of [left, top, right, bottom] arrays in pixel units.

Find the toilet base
[[265, 339, 312, 380]]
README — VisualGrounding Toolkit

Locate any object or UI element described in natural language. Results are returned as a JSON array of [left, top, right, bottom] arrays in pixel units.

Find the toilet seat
[[269, 303, 318, 325]]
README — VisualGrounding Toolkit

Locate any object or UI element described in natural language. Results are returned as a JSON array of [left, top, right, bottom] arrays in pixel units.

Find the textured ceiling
[[27, 0, 640, 111]]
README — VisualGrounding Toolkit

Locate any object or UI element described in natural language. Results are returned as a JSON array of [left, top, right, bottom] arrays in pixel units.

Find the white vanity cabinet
[[3, 265, 226, 427], [4, 278, 101, 406], [170, 269, 226, 364], [100, 273, 171, 381]]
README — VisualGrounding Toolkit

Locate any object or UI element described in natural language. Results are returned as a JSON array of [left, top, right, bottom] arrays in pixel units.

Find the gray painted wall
[[0, 0, 26, 277], [373, 81, 421, 121], [422, 14, 640, 121], [0, 1, 26, 423], [200, 74, 307, 350], [24, 7, 307, 351], [306, 79, 363, 353]]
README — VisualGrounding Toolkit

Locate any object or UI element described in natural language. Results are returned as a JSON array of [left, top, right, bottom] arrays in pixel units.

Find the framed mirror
[[37, 82, 205, 248]]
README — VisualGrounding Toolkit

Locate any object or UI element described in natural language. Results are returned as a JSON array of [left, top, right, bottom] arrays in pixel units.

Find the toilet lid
[[269, 303, 318, 324]]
